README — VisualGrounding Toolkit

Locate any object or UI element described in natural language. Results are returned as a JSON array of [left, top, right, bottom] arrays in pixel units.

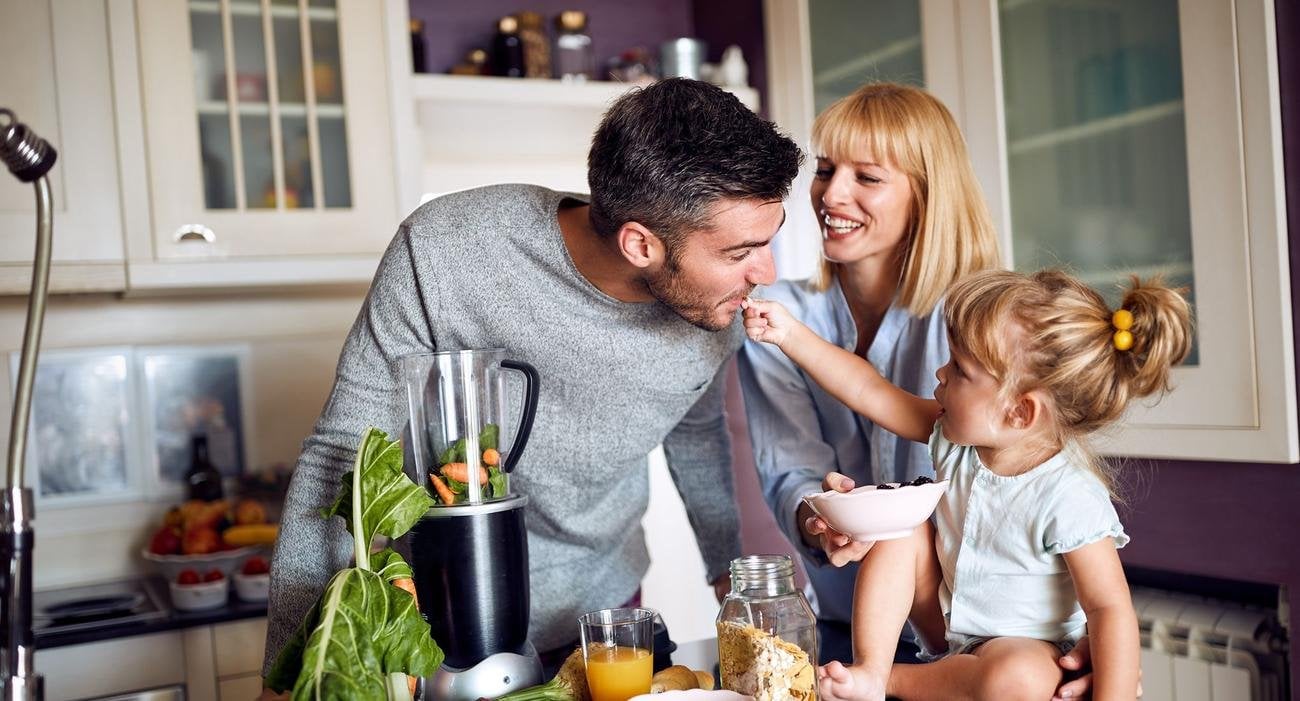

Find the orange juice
[[584, 644, 652, 701]]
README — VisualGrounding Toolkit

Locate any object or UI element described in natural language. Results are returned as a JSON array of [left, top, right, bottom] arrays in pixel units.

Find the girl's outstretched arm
[[1062, 538, 1140, 701], [743, 298, 939, 444]]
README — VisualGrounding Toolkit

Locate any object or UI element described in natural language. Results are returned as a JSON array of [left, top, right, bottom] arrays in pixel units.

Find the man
[[261, 78, 803, 684]]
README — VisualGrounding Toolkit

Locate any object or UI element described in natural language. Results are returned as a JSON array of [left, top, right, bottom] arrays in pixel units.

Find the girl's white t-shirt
[[929, 422, 1129, 645]]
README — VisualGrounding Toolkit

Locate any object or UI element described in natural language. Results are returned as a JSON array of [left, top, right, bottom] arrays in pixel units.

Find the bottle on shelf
[[491, 15, 525, 78], [409, 18, 428, 73], [450, 48, 490, 76], [186, 434, 226, 502], [516, 11, 551, 79], [553, 10, 594, 82]]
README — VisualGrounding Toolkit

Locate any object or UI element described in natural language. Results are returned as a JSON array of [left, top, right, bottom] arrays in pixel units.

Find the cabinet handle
[[173, 224, 215, 243]]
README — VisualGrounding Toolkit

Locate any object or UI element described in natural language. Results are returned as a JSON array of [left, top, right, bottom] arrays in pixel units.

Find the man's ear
[[1006, 390, 1049, 431], [616, 222, 665, 269]]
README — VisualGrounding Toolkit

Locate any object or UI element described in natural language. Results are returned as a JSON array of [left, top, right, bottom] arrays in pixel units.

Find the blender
[[401, 349, 541, 700]]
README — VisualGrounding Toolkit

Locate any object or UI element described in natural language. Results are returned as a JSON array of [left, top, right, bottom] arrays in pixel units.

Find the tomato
[[177, 569, 201, 585], [203, 569, 225, 582], [241, 556, 270, 576], [148, 526, 182, 556]]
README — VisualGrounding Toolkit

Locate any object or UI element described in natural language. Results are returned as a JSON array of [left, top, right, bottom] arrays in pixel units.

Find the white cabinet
[[764, 0, 1295, 462], [124, 0, 402, 290], [0, 0, 128, 294], [36, 631, 188, 700]]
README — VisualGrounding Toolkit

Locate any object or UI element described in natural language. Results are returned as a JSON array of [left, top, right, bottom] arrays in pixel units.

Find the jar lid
[[408, 18, 424, 32], [730, 554, 796, 579], [497, 15, 519, 34], [516, 11, 543, 29], [556, 10, 588, 32], [466, 48, 488, 65]]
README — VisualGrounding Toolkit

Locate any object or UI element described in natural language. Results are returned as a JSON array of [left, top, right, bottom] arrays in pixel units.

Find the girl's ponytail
[[1112, 277, 1193, 400]]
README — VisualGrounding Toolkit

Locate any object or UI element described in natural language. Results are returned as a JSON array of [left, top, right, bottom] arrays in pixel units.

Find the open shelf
[[411, 74, 760, 112]]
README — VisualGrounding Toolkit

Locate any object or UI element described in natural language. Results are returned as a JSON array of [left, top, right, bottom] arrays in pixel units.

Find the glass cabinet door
[[808, 0, 924, 113], [997, 0, 1197, 361], [188, 0, 351, 213]]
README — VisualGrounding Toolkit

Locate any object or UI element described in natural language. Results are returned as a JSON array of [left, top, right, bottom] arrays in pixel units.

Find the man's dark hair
[[587, 78, 803, 247]]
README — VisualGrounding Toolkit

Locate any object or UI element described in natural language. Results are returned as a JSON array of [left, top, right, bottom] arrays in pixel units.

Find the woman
[[739, 81, 1108, 698]]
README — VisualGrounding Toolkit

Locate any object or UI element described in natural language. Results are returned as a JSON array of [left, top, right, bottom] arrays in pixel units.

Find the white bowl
[[802, 479, 948, 542], [631, 692, 752, 701], [141, 547, 258, 582], [168, 577, 229, 611], [233, 571, 269, 602]]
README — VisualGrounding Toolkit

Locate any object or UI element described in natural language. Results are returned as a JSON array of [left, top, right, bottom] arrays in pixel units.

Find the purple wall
[[409, 0, 767, 106]]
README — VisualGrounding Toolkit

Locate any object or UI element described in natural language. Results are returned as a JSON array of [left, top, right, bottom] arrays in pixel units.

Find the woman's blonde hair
[[944, 269, 1193, 493], [810, 82, 1001, 315]]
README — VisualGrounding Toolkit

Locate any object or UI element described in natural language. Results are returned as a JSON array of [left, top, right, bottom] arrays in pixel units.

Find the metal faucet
[[0, 107, 58, 701]]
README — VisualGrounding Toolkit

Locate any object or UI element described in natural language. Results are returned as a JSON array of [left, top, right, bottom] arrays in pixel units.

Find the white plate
[[630, 691, 753, 701]]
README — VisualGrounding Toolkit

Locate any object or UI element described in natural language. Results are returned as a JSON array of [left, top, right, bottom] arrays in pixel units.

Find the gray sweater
[[264, 184, 744, 672]]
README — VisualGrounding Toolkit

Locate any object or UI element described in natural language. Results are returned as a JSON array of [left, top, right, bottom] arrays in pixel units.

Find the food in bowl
[[169, 575, 228, 611], [233, 555, 271, 601], [802, 478, 948, 542]]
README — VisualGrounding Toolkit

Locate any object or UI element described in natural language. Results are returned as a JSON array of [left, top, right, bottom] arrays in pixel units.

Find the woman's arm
[[1062, 538, 1140, 701], [743, 298, 938, 443]]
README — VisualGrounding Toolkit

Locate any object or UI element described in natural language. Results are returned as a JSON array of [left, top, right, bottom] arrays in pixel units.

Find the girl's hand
[[1051, 635, 1144, 700], [742, 298, 798, 347], [803, 473, 876, 567]]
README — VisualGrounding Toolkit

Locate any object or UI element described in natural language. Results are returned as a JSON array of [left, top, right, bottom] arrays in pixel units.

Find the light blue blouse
[[737, 277, 949, 624], [929, 423, 1129, 645]]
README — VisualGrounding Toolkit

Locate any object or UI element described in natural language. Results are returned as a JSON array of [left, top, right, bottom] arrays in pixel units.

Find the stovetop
[[32, 578, 168, 636]]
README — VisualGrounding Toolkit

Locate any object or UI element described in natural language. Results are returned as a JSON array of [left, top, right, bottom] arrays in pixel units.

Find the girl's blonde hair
[[944, 269, 1193, 493], [810, 82, 1001, 315]]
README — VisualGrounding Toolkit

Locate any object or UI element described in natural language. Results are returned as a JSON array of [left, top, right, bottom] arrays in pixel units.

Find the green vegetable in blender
[[266, 428, 441, 700]]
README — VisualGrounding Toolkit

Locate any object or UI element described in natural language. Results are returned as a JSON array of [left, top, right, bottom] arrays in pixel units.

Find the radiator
[[1132, 586, 1290, 701]]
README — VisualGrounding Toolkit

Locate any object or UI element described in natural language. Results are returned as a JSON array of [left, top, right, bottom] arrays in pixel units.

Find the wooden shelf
[[411, 74, 760, 112]]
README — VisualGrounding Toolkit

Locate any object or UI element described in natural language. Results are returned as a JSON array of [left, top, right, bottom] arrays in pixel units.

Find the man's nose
[[747, 246, 777, 286]]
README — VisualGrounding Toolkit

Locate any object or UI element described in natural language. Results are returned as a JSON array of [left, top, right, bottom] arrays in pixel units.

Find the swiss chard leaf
[[286, 565, 442, 700], [488, 466, 507, 499], [323, 428, 434, 567]]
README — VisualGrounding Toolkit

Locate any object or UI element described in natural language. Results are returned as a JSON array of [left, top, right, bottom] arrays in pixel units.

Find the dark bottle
[[186, 435, 225, 502], [409, 18, 427, 73], [491, 15, 525, 78]]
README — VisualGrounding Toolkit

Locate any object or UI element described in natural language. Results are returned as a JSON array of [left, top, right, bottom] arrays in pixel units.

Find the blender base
[[422, 642, 543, 701]]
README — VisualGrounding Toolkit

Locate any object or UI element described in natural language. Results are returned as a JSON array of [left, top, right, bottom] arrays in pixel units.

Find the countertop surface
[[34, 575, 267, 649]]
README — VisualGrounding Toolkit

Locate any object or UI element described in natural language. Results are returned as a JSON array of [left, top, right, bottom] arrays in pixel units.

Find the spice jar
[[716, 554, 818, 701], [553, 10, 594, 82], [516, 11, 551, 79]]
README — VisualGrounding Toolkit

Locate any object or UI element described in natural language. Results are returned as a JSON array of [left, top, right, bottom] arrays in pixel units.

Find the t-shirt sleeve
[[1042, 476, 1130, 555], [927, 421, 961, 480]]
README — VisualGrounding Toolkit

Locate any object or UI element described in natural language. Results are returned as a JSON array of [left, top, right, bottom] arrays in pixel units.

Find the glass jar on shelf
[[716, 554, 818, 701]]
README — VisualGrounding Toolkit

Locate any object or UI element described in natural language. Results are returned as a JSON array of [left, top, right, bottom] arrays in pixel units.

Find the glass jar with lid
[[716, 554, 818, 701]]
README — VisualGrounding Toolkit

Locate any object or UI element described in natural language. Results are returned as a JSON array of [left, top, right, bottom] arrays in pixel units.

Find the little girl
[[742, 268, 1191, 701]]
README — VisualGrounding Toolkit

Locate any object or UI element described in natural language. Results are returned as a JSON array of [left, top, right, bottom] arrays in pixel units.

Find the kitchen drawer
[[36, 631, 186, 700], [219, 674, 263, 700], [213, 618, 267, 677]]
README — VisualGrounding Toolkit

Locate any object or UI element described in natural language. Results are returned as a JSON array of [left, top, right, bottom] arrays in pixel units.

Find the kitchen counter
[[34, 575, 267, 650]]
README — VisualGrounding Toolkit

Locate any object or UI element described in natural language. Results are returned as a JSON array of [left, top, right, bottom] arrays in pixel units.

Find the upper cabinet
[[0, 0, 127, 294], [765, 0, 1295, 463], [126, 0, 401, 289]]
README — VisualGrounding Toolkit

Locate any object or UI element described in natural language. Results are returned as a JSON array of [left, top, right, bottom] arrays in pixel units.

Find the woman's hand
[[801, 473, 875, 567], [742, 298, 799, 347], [1052, 636, 1144, 699]]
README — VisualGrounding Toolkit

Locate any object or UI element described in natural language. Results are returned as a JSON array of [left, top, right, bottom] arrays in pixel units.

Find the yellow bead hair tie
[[1112, 309, 1134, 351]]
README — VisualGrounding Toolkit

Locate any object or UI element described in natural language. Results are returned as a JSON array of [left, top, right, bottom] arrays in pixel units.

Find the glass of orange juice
[[579, 607, 656, 701]]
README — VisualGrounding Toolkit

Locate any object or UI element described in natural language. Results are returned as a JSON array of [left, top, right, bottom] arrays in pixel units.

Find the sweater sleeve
[[661, 362, 743, 584], [262, 226, 436, 675]]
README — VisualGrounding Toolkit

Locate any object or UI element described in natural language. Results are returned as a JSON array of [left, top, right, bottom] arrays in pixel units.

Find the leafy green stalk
[[269, 428, 442, 699]]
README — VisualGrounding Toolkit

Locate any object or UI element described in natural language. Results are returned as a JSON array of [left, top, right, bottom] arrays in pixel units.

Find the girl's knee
[[974, 650, 1060, 701]]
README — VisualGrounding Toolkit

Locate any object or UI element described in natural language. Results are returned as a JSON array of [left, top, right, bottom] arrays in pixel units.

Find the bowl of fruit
[[169, 568, 230, 611], [802, 476, 949, 542], [142, 498, 280, 582], [233, 555, 271, 602]]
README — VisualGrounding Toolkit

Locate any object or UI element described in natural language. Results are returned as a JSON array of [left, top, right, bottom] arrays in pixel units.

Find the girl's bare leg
[[886, 637, 1063, 701], [818, 523, 944, 701]]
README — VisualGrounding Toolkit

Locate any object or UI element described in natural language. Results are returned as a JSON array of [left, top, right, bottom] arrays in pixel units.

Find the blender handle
[[501, 359, 539, 473]]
